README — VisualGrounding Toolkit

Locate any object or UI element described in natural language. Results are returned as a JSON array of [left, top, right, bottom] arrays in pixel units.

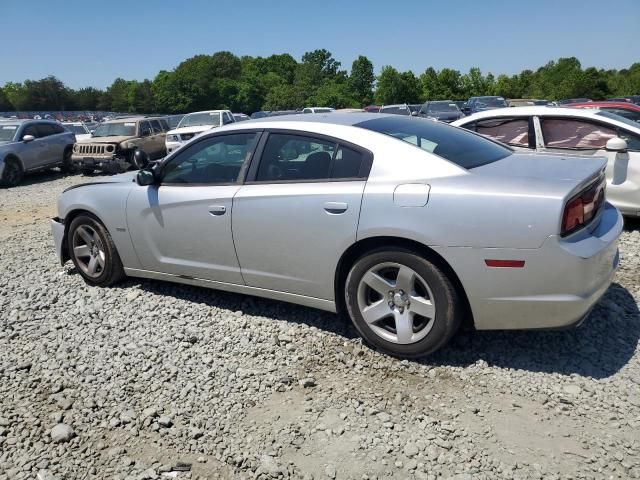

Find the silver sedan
[[51, 113, 622, 357]]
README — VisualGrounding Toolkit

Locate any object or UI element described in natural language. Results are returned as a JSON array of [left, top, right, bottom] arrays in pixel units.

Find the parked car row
[[452, 106, 640, 217]]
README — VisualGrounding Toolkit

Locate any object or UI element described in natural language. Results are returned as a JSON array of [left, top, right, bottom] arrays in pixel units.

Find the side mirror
[[410, 111, 418, 116], [606, 137, 628, 152], [136, 169, 156, 186], [22, 134, 35, 143]]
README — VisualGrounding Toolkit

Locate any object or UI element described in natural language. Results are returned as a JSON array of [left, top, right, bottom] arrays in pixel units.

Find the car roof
[[455, 106, 640, 131], [245, 111, 385, 126]]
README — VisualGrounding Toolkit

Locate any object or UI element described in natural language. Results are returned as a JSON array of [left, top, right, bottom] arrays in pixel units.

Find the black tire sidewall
[[1, 159, 23, 187], [345, 248, 461, 358], [67, 215, 122, 286]]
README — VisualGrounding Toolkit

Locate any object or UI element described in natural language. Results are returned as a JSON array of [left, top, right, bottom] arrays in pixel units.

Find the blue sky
[[1, 0, 638, 89]]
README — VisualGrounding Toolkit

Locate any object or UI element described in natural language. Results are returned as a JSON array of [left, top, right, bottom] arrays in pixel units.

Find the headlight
[[105, 145, 115, 153], [167, 135, 180, 142]]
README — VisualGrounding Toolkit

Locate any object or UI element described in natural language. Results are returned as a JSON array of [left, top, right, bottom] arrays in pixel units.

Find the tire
[[80, 168, 94, 176], [60, 147, 77, 174], [0, 157, 24, 187], [345, 248, 462, 358], [129, 149, 147, 170], [67, 214, 125, 287]]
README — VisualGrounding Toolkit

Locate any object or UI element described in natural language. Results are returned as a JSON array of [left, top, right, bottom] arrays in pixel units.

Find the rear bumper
[[438, 203, 623, 330], [51, 217, 66, 265]]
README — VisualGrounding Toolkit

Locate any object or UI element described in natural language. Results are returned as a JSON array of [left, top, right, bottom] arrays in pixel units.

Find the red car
[[569, 101, 640, 123]]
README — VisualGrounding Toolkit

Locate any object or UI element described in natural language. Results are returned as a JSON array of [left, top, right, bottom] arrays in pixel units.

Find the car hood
[[78, 135, 136, 144], [474, 152, 606, 192], [167, 125, 217, 135]]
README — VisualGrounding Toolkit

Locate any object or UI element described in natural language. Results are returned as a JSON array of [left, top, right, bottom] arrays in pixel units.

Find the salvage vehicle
[[62, 122, 92, 141], [52, 113, 622, 357], [71, 117, 168, 174], [568, 101, 640, 123], [418, 101, 465, 122], [165, 110, 235, 154], [1, 119, 76, 187], [453, 106, 640, 217], [462, 96, 508, 115]]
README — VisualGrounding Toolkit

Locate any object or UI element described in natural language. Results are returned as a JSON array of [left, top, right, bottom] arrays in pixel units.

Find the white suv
[[165, 110, 235, 153]]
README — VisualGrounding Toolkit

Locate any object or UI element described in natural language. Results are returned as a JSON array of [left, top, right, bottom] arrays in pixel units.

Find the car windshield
[[408, 105, 421, 113], [64, 125, 88, 135], [356, 116, 511, 169], [427, 102, 460, 113], [92, 122, 136, 137], [178, 112, 221, 128], [477, 97, 507, 108], [0, 124, 18, 142], [596, 110, 640, 128]]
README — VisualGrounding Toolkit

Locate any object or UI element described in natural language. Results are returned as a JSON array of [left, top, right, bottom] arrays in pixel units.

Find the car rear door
[[464, 116, 535, 151], [232, 130, 371, 301], [126, 131, 261, 284], [149, 119, 166, 158]]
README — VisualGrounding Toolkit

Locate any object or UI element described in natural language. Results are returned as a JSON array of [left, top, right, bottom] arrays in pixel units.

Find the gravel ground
[[0, 171, 639, 480]]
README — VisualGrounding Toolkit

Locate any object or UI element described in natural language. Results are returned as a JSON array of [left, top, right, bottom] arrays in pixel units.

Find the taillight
[[561, 178, 605, 237]]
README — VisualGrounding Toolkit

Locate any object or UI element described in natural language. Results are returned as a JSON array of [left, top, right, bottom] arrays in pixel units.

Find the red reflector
[[485, 259, 525, 268]]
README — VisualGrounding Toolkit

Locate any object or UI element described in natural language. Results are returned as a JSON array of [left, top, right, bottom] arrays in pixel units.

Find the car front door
[[535, 116, 639, 214], [232, 131, 370, 301], [126, 131, 261, 283]]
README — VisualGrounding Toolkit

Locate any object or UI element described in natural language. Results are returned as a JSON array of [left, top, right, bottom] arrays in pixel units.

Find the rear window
[[356, 116, 511, 169]]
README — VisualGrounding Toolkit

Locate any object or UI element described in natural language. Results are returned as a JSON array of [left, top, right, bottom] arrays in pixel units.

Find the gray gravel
[[1, 171, 639, 480]]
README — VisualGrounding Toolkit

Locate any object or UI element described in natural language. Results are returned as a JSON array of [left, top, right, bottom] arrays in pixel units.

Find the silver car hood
[[474, 152, 606, 184], [62, 171, 137, 193]]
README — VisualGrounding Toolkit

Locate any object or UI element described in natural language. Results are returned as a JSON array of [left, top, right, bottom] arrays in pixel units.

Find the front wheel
[[345, 248, 462, 358], [0, 158, 24, 187], [67, 214, 125, 286], [60, 147, 77, 174]]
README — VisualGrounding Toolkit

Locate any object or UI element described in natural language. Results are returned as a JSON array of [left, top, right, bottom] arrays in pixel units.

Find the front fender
[[57, 182, 141, 269]]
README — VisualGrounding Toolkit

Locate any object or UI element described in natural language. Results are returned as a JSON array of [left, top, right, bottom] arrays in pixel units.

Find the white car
[[62, 122, 92, 142], [302, 107, 335, 114], [452, 106, 640, 217], [165, 110, 235, 153]]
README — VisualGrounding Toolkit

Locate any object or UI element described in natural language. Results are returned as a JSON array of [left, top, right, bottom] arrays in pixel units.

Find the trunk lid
[[474, 152, 606, 195]]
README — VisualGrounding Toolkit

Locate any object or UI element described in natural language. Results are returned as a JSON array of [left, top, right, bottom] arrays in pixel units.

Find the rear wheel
[[67, 214, 125, 286], [345, 248, 462, 357], [0, 158, 24, 187], [60, 147, 76, 173]]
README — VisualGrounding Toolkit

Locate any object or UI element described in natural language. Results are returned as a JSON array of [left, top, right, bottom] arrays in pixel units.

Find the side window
[[139, 121, 152, 136], [332, 146, 364, 178], [475, 117, 530, 148], [159, 119, 170, 131], [303, 109, 312, 114], [256, 134, 336, 182], [222, 112, 234, 125], [162, 133, 259, 184], [150, 120, 163, 133], [36, 123, 56, 137], [618, 130, 640, 151], [540, 118, 616, 149], [52, 123, 65, 134], [23, 124, 40, 138]]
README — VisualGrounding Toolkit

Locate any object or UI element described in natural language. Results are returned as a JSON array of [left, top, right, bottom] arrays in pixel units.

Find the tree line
[[1, 51, 639, 114]]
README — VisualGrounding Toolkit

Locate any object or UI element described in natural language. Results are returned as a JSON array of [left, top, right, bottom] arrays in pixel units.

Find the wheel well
[[334, 236, 475, 330], [4, 154, 23, 171], [60, 209, 104, 263]]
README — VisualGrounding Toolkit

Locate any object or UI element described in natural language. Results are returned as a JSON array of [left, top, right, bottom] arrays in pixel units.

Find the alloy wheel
[[356, 262, 436, 344], [72, 225, 106, 278]]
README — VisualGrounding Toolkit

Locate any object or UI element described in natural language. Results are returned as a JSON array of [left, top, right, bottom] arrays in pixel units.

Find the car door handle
[[208, 205, 226, 216], [324, 202, 348, 214]]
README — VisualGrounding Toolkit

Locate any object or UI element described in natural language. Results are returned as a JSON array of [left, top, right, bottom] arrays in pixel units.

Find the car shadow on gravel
[[425, 283, 640, 379], [16, 169, 72, 187], [108, 276, 638, 379], [624, 216, 640, 232]]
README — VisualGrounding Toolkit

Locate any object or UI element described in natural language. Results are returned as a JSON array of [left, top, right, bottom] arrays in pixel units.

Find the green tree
[[349, 56, 375, 106], [72, 87, 103, 111], [0, 87, 15, 111]]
